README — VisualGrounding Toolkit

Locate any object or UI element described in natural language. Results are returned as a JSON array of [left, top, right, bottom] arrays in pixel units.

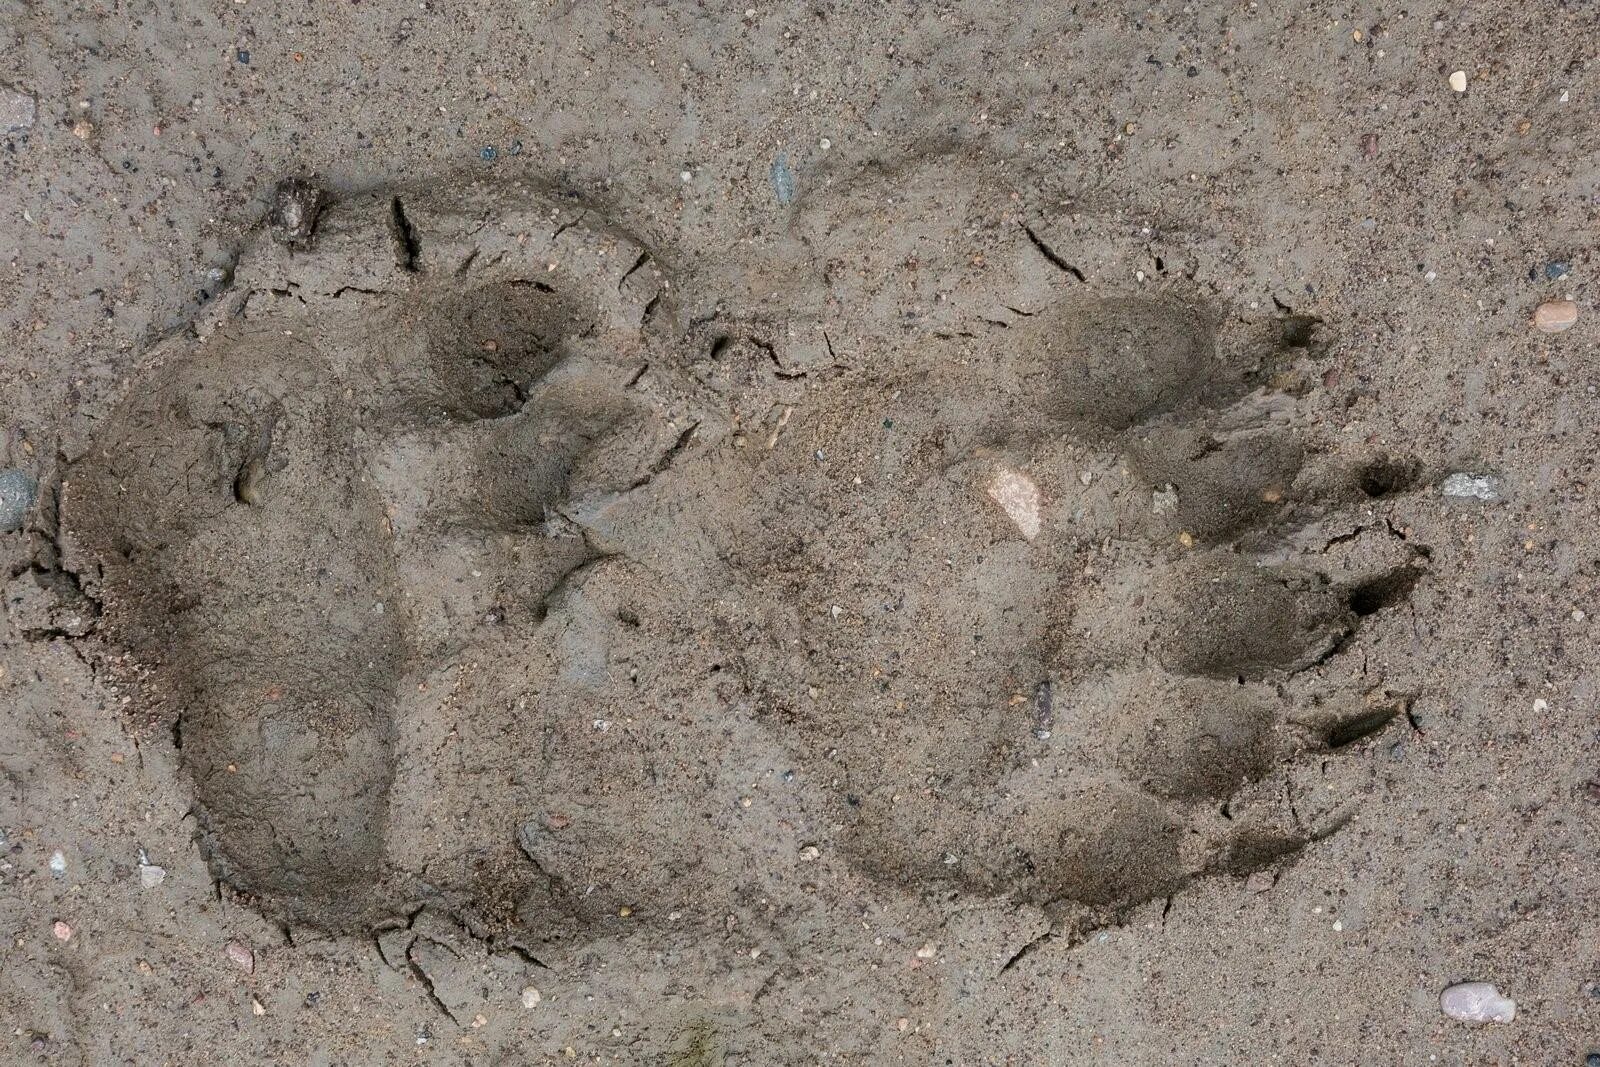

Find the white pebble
[[520, 986, 542, 1008], [49, 851, 66, 877], [1439, 981, 1515, 1023], [1448, 70, 1468, 93], [1439, 472, 1500, 501], [138, 864, 166, 889], [987, 467, 1041, 540]]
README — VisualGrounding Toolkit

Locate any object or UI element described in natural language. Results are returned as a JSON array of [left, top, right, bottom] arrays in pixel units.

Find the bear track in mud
[[61, 163, 1434, 976], [720, 285, 1432, 941], [63, 182, 686, 933]]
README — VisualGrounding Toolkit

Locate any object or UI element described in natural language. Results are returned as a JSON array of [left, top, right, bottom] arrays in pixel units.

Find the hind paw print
[[63, 183, 683, 930]]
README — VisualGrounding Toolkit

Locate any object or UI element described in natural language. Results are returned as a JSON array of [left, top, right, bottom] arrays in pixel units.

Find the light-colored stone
[[1, 87, 35, 131], [1440, 981, 1515, 1023], [1448, 70, 1468, 93], [225, 940, 255, 973], [986, 467, 1041, 540], [1533, 299, 1578, 333], [1151, 484, 1179, 516], [1440, 472, 1500, 501], [138, 864, 166, 889], [520, 986, 542, 1008]]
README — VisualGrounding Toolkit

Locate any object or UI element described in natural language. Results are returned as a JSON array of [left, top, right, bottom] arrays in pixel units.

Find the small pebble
[[225, 940, 255, 973], [52, 921, 72, 941], [251, 998, 266, 1016], [520, 986, 542, 1008], [1, 86, 35, 131], [1151, 484, 1179, 517], [915, 943, 937, 959], [1545, 261, 1571, 280], [1440, 981, 1515, 1023], [987, 467, 1041, 540], [138, 864, 166, 889], [0, 468, 38, 532], [769, 153, 797, 205], [1439, 472, 1500, 501], [1585, 1053, 1600, 1067], [48, 850, 66, 878], [1448, 70, 1468, 93], [799, 844, 821, 862], [1533, 299, 1578, 333], [270, 178, 324, 247]]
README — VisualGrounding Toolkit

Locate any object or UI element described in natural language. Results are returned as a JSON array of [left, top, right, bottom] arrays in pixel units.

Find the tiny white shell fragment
[[987, 467, 1041, 540], [1439, 981, 1516, 1023]]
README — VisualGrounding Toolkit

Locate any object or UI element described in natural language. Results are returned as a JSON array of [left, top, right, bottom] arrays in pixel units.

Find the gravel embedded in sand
[[1439, 981, 1516, 1023], [1533, 300, 1579, 333]]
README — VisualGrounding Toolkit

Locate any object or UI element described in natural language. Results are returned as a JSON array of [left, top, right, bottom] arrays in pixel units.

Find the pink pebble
[[225, 940, 255, 973]]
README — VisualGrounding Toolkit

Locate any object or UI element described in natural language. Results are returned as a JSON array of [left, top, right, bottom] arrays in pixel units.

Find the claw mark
[[997, 926, 1052, 975], [405, 943, 463, 1025], [1020, 223, 1087, 282], [640, 291, 662, 327], [618, 250, 651, 290], [231, 417, 277, 505], [390, 197, 421, 272], [631, 422, 699, 488]]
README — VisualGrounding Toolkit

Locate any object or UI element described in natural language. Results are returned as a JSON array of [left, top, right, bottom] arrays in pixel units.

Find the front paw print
[[733, 291, 1427, 934]]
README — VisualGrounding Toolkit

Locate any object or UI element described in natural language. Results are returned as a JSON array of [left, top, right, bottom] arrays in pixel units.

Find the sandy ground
[[3, 2, 1599, 1064]]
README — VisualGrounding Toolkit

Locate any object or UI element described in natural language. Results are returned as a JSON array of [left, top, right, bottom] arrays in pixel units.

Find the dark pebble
[[0, 467, 37, 531], [1585, 1054, 1600, 1067], [236, 49, 250, 64], [480, 145, 497, 161], [1546, 261, 1572, 279]]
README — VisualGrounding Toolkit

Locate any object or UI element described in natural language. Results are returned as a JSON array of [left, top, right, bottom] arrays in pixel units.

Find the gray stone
[[1439, 472, 1500, 502], [1, 87, 35, 132], [0, 468, 36, 530]]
